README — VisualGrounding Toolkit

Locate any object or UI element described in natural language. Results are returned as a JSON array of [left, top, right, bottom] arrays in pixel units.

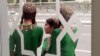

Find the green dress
[[42, 28, 78, 56], [9, 25, 43, 56]]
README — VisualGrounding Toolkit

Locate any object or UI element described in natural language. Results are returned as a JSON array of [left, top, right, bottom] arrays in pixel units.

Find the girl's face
[[44, 22, 53, 34]]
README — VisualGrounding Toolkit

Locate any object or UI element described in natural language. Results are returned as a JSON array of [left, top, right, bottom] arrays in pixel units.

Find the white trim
[[75, 49, 91, 53]]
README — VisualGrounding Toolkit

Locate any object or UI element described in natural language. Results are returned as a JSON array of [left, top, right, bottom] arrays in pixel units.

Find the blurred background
[[3, 0, 91, 56]]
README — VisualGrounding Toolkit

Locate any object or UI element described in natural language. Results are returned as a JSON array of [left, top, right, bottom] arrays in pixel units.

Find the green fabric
[[41, 29, 60, 56], [9, 26, 43, 56], [41, 38, 48, 56], [61, 32, 77, 56], [47, 29, 60, 54], [42, 29, 78, 56]]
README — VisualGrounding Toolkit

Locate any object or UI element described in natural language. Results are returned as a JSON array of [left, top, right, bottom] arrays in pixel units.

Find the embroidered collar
[[19, 24, 36, 30]]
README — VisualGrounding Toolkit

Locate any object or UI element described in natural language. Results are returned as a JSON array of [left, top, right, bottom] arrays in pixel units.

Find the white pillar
[[0, 0, 9, 56]]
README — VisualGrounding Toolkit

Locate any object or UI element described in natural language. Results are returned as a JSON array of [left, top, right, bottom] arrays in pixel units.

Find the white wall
[[76, 0, 91, 2]]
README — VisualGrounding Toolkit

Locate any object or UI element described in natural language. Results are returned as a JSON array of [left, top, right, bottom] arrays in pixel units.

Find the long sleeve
[[9, 30, 16, 56], [38, 27, 43, 47], [41, 38, 48, 56]]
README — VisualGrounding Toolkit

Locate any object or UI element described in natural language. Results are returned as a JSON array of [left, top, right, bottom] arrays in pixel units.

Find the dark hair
[[20, 2, 37, 24], [57, 19, 62, 28], [46, 18, 57, 29], [20, 11, 36, 24]]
